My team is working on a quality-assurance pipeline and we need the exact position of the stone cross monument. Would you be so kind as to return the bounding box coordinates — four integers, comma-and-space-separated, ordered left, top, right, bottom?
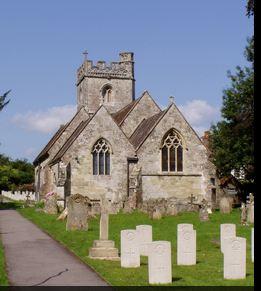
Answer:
89, 194, 120, 260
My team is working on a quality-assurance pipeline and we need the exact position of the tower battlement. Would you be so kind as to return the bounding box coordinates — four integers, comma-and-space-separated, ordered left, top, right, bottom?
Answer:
76, 52, 135, 114
77, 52, 134, 84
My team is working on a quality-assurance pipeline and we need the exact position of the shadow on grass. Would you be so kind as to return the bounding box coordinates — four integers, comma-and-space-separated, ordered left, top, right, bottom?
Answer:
0, 201, 23, 210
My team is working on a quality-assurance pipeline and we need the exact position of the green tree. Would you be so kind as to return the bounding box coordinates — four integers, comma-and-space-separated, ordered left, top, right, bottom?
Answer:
210, 37, 254, 192
0, 154, 34, 191
0, 90, 11, 112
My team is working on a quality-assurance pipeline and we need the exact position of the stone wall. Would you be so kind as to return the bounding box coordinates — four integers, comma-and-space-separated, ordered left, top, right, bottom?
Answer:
120, 91, 161, 138
54, 106, 136, 202
141, 175, 203, 201
1, 190, 36, 201
136, 103, 216, 202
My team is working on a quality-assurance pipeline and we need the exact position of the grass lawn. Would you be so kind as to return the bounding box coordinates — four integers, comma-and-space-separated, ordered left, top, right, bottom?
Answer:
0, 239, 8, 286
18, 207, 254, 286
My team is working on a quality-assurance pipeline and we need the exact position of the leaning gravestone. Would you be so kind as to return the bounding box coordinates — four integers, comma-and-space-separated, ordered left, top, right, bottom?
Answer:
136, 225, 153, 256
89, 194, 119, 260
223, 237, 246, 279
44, 191, 58, 214
66, 193, 89, 231
219, 197, 232, 214
121, 229, 140, 268
147, 241, 172, 284
220, 224, 236, 253
177, 224, 196, 265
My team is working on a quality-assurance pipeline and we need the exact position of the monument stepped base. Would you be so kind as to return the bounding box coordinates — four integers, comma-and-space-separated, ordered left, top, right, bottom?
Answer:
89, 240, 120, 261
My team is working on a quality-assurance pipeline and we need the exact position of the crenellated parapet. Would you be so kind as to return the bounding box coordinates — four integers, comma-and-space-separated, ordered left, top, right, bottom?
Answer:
77, 52, 134, 84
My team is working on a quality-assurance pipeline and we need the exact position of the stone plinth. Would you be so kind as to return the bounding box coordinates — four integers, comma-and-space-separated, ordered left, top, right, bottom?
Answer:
148, 241, 172, 284
220, 224, 236, 253
177, 224, 196, 265
223, 237, 246, 279
136, 225, 153, 256
121, 229, 140, 268
89, 240, 120, 260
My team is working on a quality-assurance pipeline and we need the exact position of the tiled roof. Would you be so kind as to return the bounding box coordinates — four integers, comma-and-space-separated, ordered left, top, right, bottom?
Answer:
112, 98, 140, 125
49, 119, 91, 165
129, 110, 167, 149
33, 124, 67, 165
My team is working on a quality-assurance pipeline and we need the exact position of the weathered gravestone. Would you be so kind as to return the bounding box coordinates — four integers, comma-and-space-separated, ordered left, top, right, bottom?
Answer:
223, 237, 246, 279
147, 241, 172, 284
136, 225, 153, 256
121, 229, 140, 268
220, 224, 236, 253
247, 193, 254, 224
251, 228, 254, 263
199, 199, 209, 222
89, 194, 119, 260
151, 207, 162, 220
177, 224, 196, 265
219, 197, 232, 214
240, 203, 247, 225
44, 191, 58, 215
66, 193, 90, 231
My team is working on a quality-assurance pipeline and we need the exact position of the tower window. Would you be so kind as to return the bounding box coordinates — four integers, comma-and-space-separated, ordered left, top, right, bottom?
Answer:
92, 139, 111, 175
101, 85, 113, 103
161, 129, 183, 172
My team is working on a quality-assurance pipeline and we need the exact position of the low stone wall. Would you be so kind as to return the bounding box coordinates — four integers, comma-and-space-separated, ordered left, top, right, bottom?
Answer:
1, 190, 36, 201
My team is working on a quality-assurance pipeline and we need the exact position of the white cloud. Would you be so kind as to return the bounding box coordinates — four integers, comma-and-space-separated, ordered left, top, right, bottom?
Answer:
178, 99, 220, 137
12, 104, 76, 134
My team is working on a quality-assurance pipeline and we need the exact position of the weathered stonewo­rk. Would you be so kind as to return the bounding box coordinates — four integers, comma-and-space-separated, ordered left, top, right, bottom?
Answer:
66, 193, 90, 231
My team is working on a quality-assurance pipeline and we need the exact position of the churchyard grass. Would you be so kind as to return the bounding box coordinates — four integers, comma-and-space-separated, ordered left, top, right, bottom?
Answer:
0, 237, 8, 286
18, 208, 254, 286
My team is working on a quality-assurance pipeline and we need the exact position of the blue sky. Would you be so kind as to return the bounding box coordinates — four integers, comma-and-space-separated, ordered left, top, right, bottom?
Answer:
0, 0, 253, 162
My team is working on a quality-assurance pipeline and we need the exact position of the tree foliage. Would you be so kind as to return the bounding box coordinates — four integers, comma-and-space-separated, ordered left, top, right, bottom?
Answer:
209, 37, 254, 189
246, 0, 254, 17
0, 90, 11, 112
0, 154, 34, 191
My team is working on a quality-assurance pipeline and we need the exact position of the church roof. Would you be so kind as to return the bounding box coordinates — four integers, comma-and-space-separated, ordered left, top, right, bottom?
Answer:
129, 109, 167, 149
33, 107, 87, 166
49, 118, 91, 166
112, 98, 141, 125
33, 123, 67, 166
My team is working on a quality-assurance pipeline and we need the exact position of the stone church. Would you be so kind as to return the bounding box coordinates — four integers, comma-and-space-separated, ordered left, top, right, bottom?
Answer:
33, 52, 219, 211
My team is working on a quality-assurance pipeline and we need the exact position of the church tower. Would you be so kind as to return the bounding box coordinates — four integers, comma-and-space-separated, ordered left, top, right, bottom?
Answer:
76, 52, 135, 114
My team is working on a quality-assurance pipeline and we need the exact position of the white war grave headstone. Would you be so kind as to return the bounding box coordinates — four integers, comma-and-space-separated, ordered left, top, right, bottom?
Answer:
223, 237, 246, 279
220, 224, 236, 253
120, 229, 140, 268
148, 241, 172, 284
136, 225, 152, 256
177, 224, 196, 265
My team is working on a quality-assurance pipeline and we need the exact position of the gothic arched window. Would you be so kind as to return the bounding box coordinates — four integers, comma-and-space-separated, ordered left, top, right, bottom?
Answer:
101, 85, 113, 103
92, 139, 111, 175
161, 129, 183, 172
